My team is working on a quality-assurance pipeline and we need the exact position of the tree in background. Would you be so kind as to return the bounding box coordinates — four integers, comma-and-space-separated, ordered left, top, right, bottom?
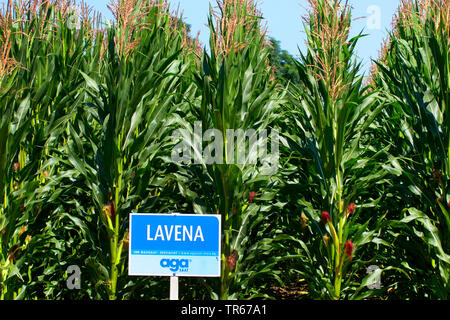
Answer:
268, 38, 300, 86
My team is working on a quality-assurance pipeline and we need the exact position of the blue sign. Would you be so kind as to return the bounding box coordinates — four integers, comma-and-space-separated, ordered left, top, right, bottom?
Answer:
128, 214, 221, 277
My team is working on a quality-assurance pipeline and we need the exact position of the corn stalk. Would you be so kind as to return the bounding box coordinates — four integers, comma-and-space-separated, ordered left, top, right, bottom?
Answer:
177, 0, 282, 299
0, 0, 99, 299
371, 0, 450, 298
68, 0, 190, 299
286, 0, 398, 299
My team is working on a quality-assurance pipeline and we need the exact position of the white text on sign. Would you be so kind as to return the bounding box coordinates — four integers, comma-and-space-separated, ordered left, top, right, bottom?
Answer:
146, 225, 205, 242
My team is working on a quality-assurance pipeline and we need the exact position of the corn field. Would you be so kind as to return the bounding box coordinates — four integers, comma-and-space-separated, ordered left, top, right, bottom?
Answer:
0, 0, 449, 300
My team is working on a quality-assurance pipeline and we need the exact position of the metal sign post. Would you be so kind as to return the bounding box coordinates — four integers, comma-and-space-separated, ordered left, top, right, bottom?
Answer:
170, 276, 179, 300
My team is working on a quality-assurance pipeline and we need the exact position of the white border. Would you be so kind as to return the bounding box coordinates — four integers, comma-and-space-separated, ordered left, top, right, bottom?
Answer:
128, 213, 221, 277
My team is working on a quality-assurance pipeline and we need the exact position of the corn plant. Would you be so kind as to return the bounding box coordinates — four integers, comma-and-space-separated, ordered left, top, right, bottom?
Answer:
58, 0, 194, 299
172, 0, 283, 299
0, 29, 25, 299
0, 0, 194, 300
0, 0, 100, 298
284, 0, 406, 299
371, 0, 450, 299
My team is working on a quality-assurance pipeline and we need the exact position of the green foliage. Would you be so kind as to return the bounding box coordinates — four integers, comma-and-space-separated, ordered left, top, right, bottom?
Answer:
371, 0, 450, 299
176, 0, 283, 299
281, 0, 401, 300
268, 38, 300, 86
0, 0, 449, 301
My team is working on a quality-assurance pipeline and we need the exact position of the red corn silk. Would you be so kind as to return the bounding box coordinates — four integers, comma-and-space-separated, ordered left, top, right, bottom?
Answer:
344, 240, 354, 261
248, 192, 256, 203
227, 250, 239, 271
347, 203, 356, 216
432, 169, 442, 184
321, 211, 331, 224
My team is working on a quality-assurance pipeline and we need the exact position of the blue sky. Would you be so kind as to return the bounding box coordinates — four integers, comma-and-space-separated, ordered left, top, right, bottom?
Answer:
2, 0, 401, 74
83, 0, 400, 75
177, 1, 401, 74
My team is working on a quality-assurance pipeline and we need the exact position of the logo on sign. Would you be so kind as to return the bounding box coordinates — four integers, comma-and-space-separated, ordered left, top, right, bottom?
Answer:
160, 259, 190, 272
